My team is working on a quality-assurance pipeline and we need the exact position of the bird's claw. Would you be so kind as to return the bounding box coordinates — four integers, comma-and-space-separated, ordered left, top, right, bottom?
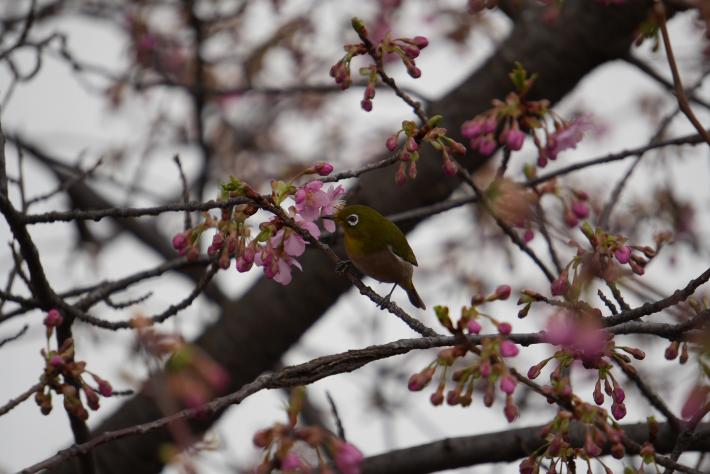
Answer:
378, 295, 392, 309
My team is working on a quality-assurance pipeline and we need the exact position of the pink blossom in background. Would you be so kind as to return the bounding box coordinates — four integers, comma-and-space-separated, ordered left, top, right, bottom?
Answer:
334, 441, 364, 474
546, 115, 593, 160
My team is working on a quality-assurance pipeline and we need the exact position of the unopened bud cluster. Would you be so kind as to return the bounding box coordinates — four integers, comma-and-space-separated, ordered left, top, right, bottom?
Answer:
520, 405, 628, 474
526, 310, 644, 424
252, 387, 363, 474
35, 311, 114, 419
330, 18, 429, 112
385, 115, 466, 184
408, 294, 520, 422
461, 63, 593, 167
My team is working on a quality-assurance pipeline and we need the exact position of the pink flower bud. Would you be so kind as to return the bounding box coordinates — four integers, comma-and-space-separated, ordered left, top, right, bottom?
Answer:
563, 208, 578, 228
571, 200, 589, 219
467, 319, 482, 334
386, 134, 398, 151
614, 245, 631, 264
480, 359, 491, 377
334, 441, 364, 474
44, 309, 63, 328
482, 117, 497, 133
611, 401, 627, 420
407, 66, 421, 78
613, 385, 625, 404
519, 457, 536, 474
361, 99, 373, 111
408, 162, 417, 180
446, 389, 460, 405
430, 391, 444, 405
441, 157, 458, 177
461, 119, 483, 138
682, 385, 710, 419
405, 137, 418, 153
50, 355, 63, 367
253, 429, 272, 448
413, 36, 429, 48
593, 379, 604, 405
498, 322, 512, 335
523, 228, 534, 243
584, 433, 602, 457
172, 233, 188, 250
495, 285, 512, 300
97, 379, 113, 397
395, 162, 407, 185
504, 397, 519, 422
401, 45, 420, 58
500, 374, 517, 394
478, 136, 497, 156
314, 161, 334, 176
500, 340, 519, 357
281, 452, 302, 471
550, 273, 569, 296
506, 128, 525, 151
526, 361, 545, 380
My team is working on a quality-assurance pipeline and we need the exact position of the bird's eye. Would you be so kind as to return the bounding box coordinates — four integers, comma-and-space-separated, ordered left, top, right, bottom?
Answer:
346, 214, 359, 226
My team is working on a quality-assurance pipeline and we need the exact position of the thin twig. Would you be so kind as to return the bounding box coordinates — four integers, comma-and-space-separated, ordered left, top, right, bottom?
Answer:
654, 1, 710, 145
0, 323, 28, 348
173, 155, 192, 230
326, 391, 346, 441
603, 266, 710, 327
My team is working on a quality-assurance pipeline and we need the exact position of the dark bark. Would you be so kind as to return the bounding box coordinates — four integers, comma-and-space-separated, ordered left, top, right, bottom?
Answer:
47, 1, 655, 473
362, 421, 710, 474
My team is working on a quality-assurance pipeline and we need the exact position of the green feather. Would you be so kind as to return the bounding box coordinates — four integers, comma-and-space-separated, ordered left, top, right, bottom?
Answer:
335, 205, 418, 266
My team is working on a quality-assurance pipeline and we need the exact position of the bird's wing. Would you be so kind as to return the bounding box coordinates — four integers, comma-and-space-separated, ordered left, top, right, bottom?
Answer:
386, 220, 418, 267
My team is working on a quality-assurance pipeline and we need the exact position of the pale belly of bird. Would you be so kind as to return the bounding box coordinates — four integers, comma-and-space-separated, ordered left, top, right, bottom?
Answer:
350, 247, 413, 285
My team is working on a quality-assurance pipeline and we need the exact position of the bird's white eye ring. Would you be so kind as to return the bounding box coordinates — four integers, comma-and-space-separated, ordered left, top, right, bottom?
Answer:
346, 214, 359, 226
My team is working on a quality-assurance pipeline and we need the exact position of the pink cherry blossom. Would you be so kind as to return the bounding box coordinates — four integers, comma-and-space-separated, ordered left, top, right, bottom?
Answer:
545, 115, 593, 160
321, 184, 345, 218
295, 181, 329, 221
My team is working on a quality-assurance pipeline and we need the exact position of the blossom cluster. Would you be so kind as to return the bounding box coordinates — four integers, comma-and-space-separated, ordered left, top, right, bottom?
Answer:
519, 405, 636, 474
385, 116, 467, 183
525, 309, 645, 423
542, 224, 666, 301
461, 63, 592, 167
172, 162, 344, 286
408, 286, 521, 422
252, 387, 364, 474
35, 309, 113, 419
329, 17, 429, 111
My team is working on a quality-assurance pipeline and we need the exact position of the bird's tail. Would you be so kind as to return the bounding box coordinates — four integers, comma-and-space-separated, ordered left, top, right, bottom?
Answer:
405, 283, 426, 310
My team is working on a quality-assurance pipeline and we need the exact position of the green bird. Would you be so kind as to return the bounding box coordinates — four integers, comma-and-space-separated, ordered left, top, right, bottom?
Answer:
334, 204, 426, 310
